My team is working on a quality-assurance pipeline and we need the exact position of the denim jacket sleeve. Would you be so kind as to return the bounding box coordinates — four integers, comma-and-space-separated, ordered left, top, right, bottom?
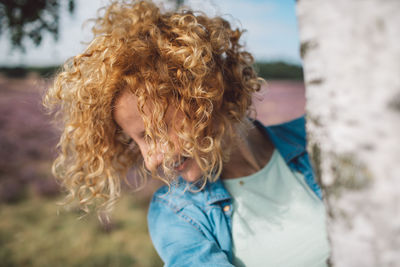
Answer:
148, 197, 234, 267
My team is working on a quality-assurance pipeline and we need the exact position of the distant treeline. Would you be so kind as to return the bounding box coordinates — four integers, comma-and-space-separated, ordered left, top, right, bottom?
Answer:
0, 66, 60, 79
253, 61, 303, 81
0, 61, 303, 80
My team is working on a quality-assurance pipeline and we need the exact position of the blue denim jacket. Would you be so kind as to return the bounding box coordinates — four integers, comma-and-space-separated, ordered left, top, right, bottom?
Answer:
147, 116, 322, 267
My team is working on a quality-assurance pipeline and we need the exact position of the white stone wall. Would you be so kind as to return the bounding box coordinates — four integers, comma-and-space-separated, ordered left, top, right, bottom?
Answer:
296, 1, 400, 266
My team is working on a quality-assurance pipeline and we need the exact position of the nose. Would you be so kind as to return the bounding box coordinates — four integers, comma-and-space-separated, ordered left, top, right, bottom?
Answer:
137, 142, 164, 172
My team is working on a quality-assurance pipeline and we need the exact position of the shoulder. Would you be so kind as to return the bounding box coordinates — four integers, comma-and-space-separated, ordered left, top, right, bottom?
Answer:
147, 180, 209, 234
147, 182, 234, 266
147, 183, 205, 248
147, 178, 230, 236
148, 176, 229, 210
147, 184, 203, 236
148, 180, 208, 214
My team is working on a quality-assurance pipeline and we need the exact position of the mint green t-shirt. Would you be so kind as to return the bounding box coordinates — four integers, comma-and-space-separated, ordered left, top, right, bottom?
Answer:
222, 149, 330, 267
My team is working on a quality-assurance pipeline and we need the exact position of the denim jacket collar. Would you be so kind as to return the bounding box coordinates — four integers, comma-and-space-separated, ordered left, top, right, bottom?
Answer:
205, 117, 308, 205
205, 179, 231, 205
259, 119, 306, 163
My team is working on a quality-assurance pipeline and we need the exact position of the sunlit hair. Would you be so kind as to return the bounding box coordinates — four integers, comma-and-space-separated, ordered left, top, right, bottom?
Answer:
43, 0, 261, 216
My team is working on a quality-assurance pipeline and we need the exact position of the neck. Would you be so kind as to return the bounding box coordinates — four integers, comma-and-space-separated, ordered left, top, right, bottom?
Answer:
220, 120, 274, 180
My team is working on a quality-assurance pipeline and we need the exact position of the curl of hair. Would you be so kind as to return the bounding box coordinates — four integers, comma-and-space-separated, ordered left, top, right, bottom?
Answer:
43, 0, 262, 216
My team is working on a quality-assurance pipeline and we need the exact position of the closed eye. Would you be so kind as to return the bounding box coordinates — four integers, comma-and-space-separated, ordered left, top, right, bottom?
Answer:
138, 130, 146, 139
126, 138, 137, 151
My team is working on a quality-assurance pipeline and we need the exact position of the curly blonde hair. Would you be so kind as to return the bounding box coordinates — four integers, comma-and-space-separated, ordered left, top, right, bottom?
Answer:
44, 0, 261, 215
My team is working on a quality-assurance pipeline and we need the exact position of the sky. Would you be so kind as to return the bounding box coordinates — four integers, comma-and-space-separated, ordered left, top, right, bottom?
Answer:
0, 0, 302, 66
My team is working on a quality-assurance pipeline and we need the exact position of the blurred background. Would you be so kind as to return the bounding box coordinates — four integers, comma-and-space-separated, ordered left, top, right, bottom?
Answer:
0, 0, 305, 266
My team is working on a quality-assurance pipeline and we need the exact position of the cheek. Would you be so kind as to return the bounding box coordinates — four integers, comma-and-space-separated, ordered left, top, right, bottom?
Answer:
142, 158, 153, 172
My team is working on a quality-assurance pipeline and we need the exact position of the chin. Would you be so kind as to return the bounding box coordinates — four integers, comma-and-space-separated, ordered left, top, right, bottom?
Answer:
179, 159, 203, 182
181, 173, 202, 183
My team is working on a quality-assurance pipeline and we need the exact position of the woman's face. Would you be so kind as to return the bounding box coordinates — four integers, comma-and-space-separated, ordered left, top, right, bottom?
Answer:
113, 90, 203, 182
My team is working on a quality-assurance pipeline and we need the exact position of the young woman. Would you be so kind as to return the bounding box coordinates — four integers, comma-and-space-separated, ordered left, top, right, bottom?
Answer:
44, 1, 330, 266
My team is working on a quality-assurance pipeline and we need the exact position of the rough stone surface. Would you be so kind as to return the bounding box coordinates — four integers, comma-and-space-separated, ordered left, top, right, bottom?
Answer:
297, 0, 400, 266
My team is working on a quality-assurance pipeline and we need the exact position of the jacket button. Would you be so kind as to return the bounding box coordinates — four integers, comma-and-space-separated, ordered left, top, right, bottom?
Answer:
239, 181, 244, 186
223, 205, 230, 212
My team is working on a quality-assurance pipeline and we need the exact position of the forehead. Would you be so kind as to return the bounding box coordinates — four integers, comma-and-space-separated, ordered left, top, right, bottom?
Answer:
113, 90, 143, 130
113, 89, 182, 134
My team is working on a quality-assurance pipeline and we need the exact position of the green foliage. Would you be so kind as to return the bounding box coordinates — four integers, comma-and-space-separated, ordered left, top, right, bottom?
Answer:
0, 62, 304, 80
0, 193, 163, 267
0, 0, 75, 51
0, 65, 60, 78
175, 0, 184, 8
254, 61, 304, 80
